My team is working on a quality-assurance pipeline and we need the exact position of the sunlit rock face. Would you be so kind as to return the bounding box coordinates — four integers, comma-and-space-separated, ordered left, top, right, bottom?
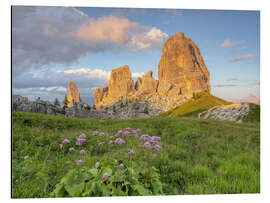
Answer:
158, 32, 210, 98
135, 71, 158, 94
94, 65, 136, 108
94, 32, 211, 112
67, 82, 81, 107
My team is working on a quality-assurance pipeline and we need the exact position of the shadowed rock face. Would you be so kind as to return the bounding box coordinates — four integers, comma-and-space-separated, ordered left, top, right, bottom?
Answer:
94, 32, 211, 111
158, 32, 210, 97
67, 82, 81, 107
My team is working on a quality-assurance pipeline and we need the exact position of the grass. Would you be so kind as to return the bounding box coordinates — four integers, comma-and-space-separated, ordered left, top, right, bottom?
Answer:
12, 111, 260, 197
159, 93, 231, 118
243, 103, 260, 122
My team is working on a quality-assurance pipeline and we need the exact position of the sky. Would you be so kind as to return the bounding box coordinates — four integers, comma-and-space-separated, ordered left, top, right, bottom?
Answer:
12, 6, 260, 105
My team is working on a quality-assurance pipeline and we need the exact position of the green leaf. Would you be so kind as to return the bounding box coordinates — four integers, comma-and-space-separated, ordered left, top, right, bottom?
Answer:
151, 180, 163, 194
89, 168, 98, 176
50, 183, 66, 197
64, 182, 85, 197
133, 185, 151, 196
95, 162, 100, 168
112, 185, 127, 196
60, 169, 76, 184
102, 167, 112, 176
101, 184, 111, 196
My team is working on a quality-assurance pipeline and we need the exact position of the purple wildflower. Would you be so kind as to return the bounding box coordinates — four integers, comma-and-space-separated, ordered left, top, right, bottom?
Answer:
102, 173, 109, 181
150, 136, 160, 144
133, 134, 138, 139
114, 132, 121, 137
115, 138, 126, 145
143, 142, 152, 150
136, 128, 141, 132
122, 130, 130, 138
62, 139, 70, 144
132, 130, 137, 134
24, 156, 29, 160
79, 134, 86, 139
59, 144, 63, 149
93, 131, 99, 136
110, 136, 114, 139
140, 134, 151, 142
76, 160, 83, 165
118, 164, 125, 170
118, 130, 123, 134
99, 132, 105, 137
151, 136, 161, 142
69, 147, 75, 152
80, 149, 86, 155
76, 137, 85, 146
128, 150, 135, 156
154, 145, 162, 151
28, 170, 33, 175
108, 140, 114, 145
126, 127, 131, 131
99, 142, 105, 146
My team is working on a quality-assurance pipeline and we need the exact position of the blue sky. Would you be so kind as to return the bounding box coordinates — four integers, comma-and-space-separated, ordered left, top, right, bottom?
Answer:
12, 6, 260, 105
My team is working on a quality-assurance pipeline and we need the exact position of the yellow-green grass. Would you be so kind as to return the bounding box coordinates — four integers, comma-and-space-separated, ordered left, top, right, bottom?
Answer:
12, 111, 259, 197
160, 94, 231, 118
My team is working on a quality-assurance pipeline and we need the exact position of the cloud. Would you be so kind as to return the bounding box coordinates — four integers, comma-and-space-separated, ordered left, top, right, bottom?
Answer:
74, 16, 139, 44
228, 54, 259, 62
212, 84, 238, 87
57, 68, 110, 80
12, 6, 168, 77
12, 67, 145, 105
226, 78, 239, 81
221, 39, 245, 48
248, 80, 260, 86
243, 93, 260, 104
132, 72, 145, 79
74, 16, 168, 51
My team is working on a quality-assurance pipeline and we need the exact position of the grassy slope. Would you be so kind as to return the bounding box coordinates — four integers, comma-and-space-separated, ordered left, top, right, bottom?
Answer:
12, 111, 260, 197
243, 103, 260, 122
159, 94, 231, 118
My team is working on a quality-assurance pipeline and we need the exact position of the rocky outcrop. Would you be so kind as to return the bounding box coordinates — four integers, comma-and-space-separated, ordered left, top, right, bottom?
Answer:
67, 82, 81, 107
135, 71, 158, 94
198, 103, 250, 123
94, 65, 136, 108
12, 95, 158, 119
108, 65, 135, 98
12, 95, 65, 116
94, 32, 211, 112
158, 32, 210, 98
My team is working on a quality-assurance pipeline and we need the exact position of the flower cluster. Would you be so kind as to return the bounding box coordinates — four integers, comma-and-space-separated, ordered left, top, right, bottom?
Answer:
59, 138, 71, 149
140, 134, 162, 151
115, 138, 126, 145
93, 131, 99, 136
76, 134, 86, 146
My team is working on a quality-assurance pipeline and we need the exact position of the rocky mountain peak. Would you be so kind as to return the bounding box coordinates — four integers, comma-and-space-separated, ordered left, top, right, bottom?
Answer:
67, 82, 81, 107
94, 32, 211, 112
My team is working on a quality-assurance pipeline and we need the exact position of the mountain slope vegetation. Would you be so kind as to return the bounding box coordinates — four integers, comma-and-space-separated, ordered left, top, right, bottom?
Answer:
159, 93, 231, 118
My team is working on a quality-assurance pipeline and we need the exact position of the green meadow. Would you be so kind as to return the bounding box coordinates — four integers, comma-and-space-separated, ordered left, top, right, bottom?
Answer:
12, 110, 260, 198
